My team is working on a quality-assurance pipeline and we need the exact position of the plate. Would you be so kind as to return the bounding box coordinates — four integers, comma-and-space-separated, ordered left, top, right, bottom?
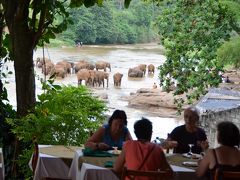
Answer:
107, 150, 121, 155
182, 161, 198, 167
182, 153, 202, 159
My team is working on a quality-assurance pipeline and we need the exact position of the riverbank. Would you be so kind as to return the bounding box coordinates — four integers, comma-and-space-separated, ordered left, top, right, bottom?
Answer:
123, 70, 240, 118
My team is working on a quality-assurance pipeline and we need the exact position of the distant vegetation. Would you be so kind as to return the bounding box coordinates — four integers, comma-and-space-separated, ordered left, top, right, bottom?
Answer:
217, 0, 240, 69
56, 0, 159, 45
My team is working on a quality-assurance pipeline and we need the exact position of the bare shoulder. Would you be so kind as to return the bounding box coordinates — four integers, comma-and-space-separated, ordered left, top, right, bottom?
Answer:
96, 126, 105, 135
89, 126, 105, 141
203, 148, 215, 161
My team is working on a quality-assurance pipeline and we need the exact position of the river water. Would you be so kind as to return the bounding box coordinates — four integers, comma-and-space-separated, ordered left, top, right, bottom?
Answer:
4, 43, 184, 140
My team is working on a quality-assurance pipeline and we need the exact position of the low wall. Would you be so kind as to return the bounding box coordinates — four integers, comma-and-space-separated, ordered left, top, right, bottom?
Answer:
200, 106, 240, 148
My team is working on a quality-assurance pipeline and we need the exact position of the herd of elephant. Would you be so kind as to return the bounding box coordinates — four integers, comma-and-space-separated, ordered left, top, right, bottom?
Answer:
35, 57, 155, 88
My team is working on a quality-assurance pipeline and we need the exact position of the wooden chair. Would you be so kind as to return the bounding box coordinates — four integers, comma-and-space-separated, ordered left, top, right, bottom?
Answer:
31, 138, 72, 180
121, 167, 172, 180
32, 137, 39, 175
214, 168, 240, 180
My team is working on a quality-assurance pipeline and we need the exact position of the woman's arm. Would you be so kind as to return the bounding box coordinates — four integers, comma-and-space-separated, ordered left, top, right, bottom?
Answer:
84, 127, 110, 150
125, 130, 132, 141
196, 149, 212, 177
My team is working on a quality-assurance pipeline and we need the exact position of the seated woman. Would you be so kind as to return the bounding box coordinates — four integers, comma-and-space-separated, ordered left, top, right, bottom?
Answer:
165, 106, 209, 154
84, 109, 132, 151
113, 118, 173, 176
196, 121, 240, 179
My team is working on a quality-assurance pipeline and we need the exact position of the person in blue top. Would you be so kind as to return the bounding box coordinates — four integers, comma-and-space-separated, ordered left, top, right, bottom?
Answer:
84, 109, 132, 151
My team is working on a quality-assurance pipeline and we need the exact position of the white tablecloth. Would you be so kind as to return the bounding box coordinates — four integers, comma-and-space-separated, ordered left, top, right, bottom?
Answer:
79, 163, 119, 180
68, 151, 206, 180
33, 147, 206, 180
33, 145, 72, 180
75, 163, 203, 180
68, 150, 83, 180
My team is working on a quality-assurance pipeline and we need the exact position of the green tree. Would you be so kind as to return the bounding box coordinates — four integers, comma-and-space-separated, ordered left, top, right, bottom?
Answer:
156, 0, 238, 110
216, 0, 240, 69
60, 0, 158, 44
91, 3, 118, 44
217, 37, 240, 68
0, 0, 132, 177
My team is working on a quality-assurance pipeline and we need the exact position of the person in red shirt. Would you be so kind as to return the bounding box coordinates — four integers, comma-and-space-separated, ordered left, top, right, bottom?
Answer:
113, 118, 172, 179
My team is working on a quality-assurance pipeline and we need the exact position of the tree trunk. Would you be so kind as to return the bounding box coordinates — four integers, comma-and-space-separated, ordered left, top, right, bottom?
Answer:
2, 0, 36, 117
13, 23, 36, 117
6, 10, 36, 177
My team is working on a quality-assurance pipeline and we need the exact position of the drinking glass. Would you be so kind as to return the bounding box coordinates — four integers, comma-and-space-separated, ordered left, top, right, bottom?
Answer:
188, 144, 194, 155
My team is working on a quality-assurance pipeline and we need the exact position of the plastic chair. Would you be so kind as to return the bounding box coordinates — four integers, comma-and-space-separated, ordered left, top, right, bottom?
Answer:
121, 166, 172, 180
214, 168, 240, 180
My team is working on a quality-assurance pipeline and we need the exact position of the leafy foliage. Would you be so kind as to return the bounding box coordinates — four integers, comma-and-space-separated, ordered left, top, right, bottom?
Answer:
7, 85, 107, 146
221, 0, 240, 23
6, 82, 107, 178
0, 0, 124, 178
217, 36, 240, 68
216, 0, 240, 69
0, 6, 17, 178
155, 0, 238, 110
60, 0, 158, 44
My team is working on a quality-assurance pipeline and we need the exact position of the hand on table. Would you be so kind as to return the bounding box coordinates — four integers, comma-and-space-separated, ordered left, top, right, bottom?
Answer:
98, 142, 110, 151
162, 140, 178, 149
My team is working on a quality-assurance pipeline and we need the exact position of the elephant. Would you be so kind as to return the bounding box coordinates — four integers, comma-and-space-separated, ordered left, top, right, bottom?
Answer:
41, 61, 54, 76
138, 64, 147, 75
113, 72, 123, 87
56, 61, 72, 74
128, 67, 144, 78
36, 57, 51, 68
50, 64, 67, 78
93, 71, 109, 87
75, 61, 95, 73
76, 69, 95, 86
95, 61, 111, 72
147, 64, 155, 74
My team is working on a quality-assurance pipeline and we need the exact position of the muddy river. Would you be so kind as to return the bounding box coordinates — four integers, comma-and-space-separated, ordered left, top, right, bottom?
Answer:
4, 43, 183, 140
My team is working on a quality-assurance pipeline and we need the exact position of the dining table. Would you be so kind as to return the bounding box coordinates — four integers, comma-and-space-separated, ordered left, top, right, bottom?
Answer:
69, 150, 207, 180
32, 145, 207, 180
32, 145, 83, 180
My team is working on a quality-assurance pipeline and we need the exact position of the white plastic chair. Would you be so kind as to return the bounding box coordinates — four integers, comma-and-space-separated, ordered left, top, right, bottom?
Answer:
0, 147, 4, 180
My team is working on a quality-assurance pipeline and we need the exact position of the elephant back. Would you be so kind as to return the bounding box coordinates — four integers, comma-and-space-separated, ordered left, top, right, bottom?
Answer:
138, 64, 147, 75
128, 67, 144, 78
95, 61, 111, 72
75, 61, 95, 73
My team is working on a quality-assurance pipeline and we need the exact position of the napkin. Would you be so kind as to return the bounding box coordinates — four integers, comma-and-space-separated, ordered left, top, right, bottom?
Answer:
83, 148, 113, 157
104, 160, 114, 167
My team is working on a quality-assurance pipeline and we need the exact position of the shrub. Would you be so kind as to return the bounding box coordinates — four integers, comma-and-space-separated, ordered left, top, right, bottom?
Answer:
7, 84, 107, 178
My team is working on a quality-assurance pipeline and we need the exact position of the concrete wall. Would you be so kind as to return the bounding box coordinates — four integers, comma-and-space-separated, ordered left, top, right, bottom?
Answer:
200, 106, 240, 148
